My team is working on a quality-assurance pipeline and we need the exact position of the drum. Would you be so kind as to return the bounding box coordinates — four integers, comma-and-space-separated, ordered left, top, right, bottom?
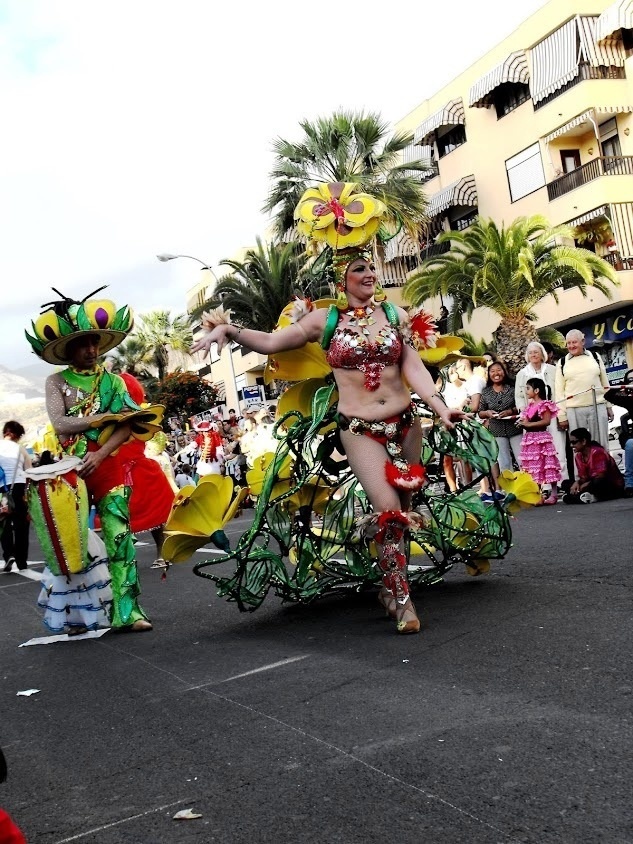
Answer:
26, 457, 90, 578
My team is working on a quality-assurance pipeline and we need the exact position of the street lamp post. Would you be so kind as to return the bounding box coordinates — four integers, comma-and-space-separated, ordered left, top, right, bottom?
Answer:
156, 252, 239, 411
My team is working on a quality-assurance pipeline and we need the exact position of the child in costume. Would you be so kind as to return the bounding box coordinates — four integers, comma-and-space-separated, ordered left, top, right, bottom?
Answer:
25, 289, 164, 631
518, 378, 562, 504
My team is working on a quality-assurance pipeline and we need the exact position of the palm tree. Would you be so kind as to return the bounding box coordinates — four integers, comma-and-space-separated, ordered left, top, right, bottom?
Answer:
195, 239, 322, 332
404, 216, 618, 374
136, 311, 193, 382
263, 110, 431, 241
107, 335, 153, 377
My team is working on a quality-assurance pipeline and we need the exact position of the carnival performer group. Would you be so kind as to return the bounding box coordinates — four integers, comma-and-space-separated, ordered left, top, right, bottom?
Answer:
25, 291, 165, 633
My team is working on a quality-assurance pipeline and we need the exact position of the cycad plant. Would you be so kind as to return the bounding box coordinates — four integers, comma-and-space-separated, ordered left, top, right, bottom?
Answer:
404, 216, 618, 373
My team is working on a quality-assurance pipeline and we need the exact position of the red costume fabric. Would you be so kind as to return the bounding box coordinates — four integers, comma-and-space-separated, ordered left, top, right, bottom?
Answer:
0, 809, 27, 843
117, 373, 175, 531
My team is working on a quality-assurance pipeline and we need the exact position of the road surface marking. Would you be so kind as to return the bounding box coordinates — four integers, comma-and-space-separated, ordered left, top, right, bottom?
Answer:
53, 798, 192, 843
184, 655, 310, 691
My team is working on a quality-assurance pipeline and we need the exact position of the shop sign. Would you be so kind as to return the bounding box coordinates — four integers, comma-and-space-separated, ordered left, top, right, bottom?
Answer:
580, 307, 633, 346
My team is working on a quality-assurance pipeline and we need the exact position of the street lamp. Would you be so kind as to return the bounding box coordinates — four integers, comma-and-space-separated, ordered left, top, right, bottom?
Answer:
156, 252, 238, 410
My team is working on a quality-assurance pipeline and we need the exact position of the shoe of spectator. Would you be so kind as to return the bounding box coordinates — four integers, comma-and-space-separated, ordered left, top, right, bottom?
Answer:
479, 492, 494, 504
562, 493, 582, 505
579, 492, 597, 504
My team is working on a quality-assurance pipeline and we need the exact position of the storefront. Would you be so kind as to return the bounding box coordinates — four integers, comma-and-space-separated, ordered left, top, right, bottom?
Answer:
573, 305, 633, 383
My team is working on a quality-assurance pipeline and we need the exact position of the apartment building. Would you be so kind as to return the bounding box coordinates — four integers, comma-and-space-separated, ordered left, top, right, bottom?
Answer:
386, 0, 633, 383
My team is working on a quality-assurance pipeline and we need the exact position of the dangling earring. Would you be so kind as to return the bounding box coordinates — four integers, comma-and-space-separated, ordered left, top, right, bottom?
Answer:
373, 280, 386, 302
336, 283, 348, 310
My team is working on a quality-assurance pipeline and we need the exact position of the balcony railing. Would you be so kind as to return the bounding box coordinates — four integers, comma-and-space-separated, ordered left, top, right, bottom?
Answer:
547, 156, 633, 200
603, 252, 633, 270
534, 63, 626, 111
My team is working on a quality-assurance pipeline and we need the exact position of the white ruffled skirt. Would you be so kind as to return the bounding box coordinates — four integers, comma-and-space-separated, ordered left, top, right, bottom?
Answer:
37, 531, 113, 633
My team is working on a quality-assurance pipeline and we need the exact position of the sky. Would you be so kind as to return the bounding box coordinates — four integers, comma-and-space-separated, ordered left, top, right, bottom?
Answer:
0, 0, 547, 370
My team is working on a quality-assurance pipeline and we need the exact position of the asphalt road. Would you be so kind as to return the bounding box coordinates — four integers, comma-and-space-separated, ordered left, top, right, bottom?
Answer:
1, 498, 632, 844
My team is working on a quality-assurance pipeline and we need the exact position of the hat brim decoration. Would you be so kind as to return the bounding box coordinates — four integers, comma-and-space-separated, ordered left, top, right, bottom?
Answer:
89, 405, 165, 446
294, 182, 386, 250
26, 297, 134, 365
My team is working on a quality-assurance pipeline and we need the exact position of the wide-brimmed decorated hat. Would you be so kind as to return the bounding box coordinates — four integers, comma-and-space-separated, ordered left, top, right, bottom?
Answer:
25, 286, 133, 365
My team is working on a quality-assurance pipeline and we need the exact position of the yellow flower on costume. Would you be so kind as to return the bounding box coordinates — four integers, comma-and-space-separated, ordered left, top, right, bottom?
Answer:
264, 298, 335, 384
162, 475, 248, 563
295, 182, 386, 250
418, 335, 466, 367
246, 453, 293, 497
90, 406, 165, 446
497, 470, 542, 512
276, 379, 338, 433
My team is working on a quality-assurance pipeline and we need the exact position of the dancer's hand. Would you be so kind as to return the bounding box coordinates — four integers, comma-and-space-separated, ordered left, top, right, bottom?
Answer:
77, 450, 105, 478
191, 325, 233, 356
438, 406, 467, 430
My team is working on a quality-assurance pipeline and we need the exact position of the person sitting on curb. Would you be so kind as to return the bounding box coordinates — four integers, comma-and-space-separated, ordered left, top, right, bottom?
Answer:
563, 427, 624, 504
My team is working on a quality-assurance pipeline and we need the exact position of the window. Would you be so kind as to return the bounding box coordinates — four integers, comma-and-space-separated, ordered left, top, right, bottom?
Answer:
450, 209, 478, 231
437, 125, 466, 158
493, 82, 530, 118
506, 143, 546, 201
599, 117, 622, 158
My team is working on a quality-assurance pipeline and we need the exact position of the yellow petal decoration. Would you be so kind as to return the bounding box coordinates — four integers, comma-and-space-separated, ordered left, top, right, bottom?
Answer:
465, 558, 491, 577
264, 298, 335, 384
90, 406, 165, 446
246, 453, 293, 497
497, 470, 542, 512
276, 379, 338, 434
294, 182, 386, 250
418, 335, 465, 367
162, 475, 248, 563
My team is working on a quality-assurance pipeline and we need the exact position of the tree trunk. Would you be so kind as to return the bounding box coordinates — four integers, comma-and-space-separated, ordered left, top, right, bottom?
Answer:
494, 318, 540, 376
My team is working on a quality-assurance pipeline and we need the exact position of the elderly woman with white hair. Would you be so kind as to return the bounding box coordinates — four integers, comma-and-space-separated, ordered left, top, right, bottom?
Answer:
516, 341, 568, 483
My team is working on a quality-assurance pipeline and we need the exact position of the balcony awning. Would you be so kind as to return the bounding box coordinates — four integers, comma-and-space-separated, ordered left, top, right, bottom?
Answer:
427, 175, 478, 217
577, 15, 626, 66
414, 99, 465, 145
566, 205, 610, 228
530, 17, 625, 105
610, 202, 633, 257
468, 51, 529, 108
384, 229, 419, 263
596, 0, 633, 42
543, 106, 633, 143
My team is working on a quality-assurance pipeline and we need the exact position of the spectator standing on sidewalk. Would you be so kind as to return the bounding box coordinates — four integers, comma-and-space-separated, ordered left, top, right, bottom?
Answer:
555, 329, 613, 450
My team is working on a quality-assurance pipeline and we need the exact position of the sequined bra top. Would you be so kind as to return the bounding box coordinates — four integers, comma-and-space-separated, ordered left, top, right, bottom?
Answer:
326, 324, 403, 391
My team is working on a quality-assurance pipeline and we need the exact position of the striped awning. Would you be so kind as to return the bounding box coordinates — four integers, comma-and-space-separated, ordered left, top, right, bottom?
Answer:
384, 229, 419, 263
530, 17, 625, 105
566, 205, 610, 228
543, 106, 633, 143
469, 51, 529, 107
610, 202, 633, 257
414, 99, 465, 145
577, 15, 626, 66
402, 142, 434, 178
428, 175, 478, 217
596, 0, 633, 42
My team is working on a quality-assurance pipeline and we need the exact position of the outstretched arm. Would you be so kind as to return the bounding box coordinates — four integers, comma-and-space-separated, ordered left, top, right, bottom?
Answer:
191, 310, 327, 357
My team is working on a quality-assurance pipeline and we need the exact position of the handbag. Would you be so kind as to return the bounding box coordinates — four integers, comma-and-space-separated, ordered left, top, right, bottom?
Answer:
0, 450, 24, 519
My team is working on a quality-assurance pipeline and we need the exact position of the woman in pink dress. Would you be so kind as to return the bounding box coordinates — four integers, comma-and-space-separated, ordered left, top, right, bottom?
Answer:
518, 377, 562, 504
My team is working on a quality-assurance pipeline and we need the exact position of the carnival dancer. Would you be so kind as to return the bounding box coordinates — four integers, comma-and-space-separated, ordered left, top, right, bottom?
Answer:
191, 183, 465, 634
25, 290, 164, 631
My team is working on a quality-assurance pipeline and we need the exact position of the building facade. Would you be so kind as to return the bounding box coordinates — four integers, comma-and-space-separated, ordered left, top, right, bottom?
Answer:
387, 0, 633, 382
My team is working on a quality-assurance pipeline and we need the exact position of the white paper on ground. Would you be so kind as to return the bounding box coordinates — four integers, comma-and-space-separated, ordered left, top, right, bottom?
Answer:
19, 629, 111, 647
16, 689, 40, 696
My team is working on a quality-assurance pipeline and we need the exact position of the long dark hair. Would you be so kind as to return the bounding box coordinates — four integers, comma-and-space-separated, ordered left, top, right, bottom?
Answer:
526, 377, 551, 400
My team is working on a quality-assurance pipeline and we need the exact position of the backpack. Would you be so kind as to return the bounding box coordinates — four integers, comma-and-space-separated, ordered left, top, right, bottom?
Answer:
321, 301, 400, 350
560, 348, 601, 376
